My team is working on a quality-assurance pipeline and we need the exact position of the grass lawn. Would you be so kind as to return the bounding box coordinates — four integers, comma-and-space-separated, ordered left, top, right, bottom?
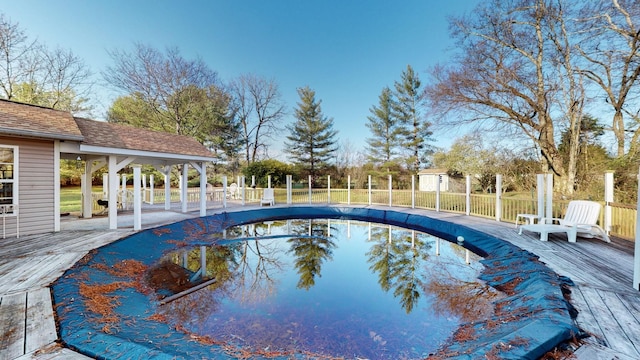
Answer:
60, 186, 82, 213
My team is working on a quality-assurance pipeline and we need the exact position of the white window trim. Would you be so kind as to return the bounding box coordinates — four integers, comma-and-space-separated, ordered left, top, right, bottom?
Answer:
0, 145, 18, 216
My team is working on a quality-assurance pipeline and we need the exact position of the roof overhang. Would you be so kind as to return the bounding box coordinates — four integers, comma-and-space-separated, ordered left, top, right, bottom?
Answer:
0, 127, 84, 142
59, 141, 215, 165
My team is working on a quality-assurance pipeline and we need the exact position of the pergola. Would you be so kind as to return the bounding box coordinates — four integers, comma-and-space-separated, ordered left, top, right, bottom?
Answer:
59, 117, 215, 231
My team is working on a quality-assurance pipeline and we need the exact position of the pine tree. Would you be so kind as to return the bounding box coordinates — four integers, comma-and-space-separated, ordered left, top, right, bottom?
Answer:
392, 65, 433, 172
365, 86, 401, 164
286, 86, 338, 186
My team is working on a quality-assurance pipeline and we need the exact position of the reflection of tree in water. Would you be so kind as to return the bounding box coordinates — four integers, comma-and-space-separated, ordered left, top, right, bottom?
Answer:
423, 256, 501, 323
287, 220, 337, 290
366, 225, 433, 313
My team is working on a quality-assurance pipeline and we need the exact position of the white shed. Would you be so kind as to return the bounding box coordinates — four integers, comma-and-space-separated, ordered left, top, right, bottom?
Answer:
418, 169, 449, 192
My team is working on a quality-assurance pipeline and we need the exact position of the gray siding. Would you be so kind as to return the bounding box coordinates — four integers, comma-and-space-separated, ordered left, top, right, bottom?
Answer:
0, 136, 54, 236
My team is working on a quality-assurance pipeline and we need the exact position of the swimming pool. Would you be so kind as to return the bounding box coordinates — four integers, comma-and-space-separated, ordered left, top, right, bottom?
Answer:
52, 206, 579, 359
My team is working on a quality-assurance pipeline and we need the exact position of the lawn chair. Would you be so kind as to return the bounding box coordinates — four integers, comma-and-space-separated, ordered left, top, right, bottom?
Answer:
260, 188, 275, 206
518, 200, 610, 243
227, 183, 238, 199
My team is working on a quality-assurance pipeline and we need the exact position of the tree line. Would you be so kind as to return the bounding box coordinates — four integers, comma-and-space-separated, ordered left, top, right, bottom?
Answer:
2, 1, 640, 202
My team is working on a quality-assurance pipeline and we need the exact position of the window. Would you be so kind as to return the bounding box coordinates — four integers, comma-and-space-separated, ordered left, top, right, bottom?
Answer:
0, 145, 17, 214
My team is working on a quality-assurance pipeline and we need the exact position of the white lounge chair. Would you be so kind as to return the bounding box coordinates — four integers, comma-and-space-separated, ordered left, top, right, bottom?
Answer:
518, 200, 610, 243
260, 188, 275, 206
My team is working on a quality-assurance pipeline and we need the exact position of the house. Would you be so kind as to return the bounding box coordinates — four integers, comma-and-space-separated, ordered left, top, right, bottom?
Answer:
418, 168, 449, 192
0, 99, 215, 236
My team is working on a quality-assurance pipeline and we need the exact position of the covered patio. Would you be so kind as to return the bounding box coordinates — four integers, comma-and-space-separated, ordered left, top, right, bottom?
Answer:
59, 118, 215, 231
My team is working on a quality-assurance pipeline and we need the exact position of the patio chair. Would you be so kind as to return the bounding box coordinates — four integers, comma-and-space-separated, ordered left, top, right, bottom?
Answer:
227, 183, 238, 199
260, 188, 275, 206
518, 200, 610, 243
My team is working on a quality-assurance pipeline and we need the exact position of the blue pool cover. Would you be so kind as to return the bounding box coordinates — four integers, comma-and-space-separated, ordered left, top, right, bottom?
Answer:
51, 206, 580, 359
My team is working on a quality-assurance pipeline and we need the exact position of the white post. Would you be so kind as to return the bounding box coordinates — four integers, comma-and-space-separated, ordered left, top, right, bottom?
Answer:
181, 164, 188, 213
411, 175, 415, 209
222, 176, 228, 208
82, 161, 93, 219
108, 156, 118, 230
496, 174, 503, 222
102, 173, 108, 198
149, 175, 155, 205
634, 166, 640, 290
545, 173, 553, 219
604, 171, 614, 234
465, 175, 471, 216
251, 175, 256, 201
328, 175, 331, 204
133, 165, 142, 230
348, 175, 351, 205
164, 167, 171, 211
199, 162, 207, 217
436, 174, 441, 212
121, 174, 127, 210
537, 174, 545, 219
287, 175, 292, 204
308, 175, 312, 204
368, 175, 372, 205
178, 174, 183, 202
268, 175, 272, 189
241, 176, 246, 206
388, 174, 392, 207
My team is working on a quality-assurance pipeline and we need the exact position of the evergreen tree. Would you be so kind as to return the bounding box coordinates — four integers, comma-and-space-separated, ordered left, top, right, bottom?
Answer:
286, 86, 338, 186
365, 86, 401, 164
392, 65, 433, 172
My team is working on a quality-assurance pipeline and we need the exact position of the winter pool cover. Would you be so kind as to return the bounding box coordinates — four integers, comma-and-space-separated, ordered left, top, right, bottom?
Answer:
52, 206, 579, 359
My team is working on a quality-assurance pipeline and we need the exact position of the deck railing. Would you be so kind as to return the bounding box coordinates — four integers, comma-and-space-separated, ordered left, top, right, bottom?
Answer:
91, 180, 638, 241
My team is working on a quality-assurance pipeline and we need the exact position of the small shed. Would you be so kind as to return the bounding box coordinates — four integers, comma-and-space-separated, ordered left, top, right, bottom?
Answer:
0, 99, 215, 236
418, 168, 449, 192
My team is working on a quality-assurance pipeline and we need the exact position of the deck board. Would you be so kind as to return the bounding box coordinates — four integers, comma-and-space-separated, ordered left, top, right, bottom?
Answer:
0, 206, 639, 359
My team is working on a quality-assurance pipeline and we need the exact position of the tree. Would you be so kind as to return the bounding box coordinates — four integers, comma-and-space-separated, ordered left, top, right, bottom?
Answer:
0, 14, 93, 113
229, 74, 286, 164
366, 87, 401, 164
242, 159, 294, 188
103, 43, 221, 139
392, 65, 433, 172
286, 86, 338, 186
426, 0, 584, 195
576, 0, 640, 158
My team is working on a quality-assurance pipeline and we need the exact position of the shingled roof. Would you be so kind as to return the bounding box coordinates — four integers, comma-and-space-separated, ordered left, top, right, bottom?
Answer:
0, 99, 214, 160
0, 99, 83, 141
74, 117, 213, 158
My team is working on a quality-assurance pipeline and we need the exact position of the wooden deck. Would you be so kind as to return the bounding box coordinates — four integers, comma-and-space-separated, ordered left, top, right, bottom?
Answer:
1, 206, 639, 359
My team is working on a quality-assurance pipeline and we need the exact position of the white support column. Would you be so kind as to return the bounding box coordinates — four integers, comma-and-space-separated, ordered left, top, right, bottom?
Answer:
348, 175, 351, 205
537, 174, 545, 219
328, 175, 331, 204
222, 176, 228, 208
102, 173, 108, 199
388, 174, 392, 207
604, 171, 614, 234
241, 176, 246, 206
496, 174, 503, 222
199, 162, 207, 217
181, 164, 189, 213
268, 175, 272, 189
368, 175, 372, 205
436, 174, 441, 212
133, 165, 142, 230
308, 175, 312, 204
634, 166, 640, 290
82, 160, 93, 219
545, 173, 553, 219
178, 175, 183, 202
411, 175, 415, 209
163, 166, 171, 211
142, 173, 147, 202
108, 156, 118, 230
121, 174, 127, 210
465, 175, 471, 216
149, 175, 155, 205
286, 175, 292, 204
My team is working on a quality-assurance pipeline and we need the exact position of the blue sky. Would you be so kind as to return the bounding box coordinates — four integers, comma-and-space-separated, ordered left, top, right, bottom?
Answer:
3, 1, 479, 157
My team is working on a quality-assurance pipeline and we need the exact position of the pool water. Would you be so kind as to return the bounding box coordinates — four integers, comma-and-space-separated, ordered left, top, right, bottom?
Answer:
149, 219, 495, 359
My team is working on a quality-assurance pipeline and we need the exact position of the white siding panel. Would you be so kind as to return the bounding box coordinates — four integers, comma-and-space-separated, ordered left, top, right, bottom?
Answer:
0, 136, 55, 236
